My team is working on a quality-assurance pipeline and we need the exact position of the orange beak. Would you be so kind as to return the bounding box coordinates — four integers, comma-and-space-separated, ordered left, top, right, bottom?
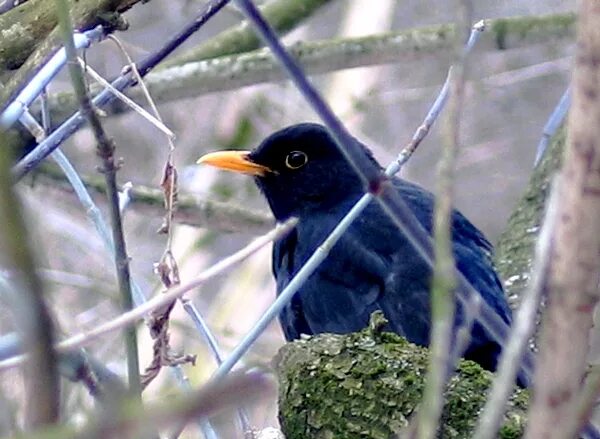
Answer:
197, 150, 271, 176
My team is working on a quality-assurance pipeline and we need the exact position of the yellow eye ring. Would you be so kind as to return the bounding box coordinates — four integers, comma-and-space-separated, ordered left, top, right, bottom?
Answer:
285, 151, 308, 169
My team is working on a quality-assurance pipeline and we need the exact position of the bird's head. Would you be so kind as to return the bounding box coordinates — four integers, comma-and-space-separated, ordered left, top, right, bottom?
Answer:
198, 123, 378, 221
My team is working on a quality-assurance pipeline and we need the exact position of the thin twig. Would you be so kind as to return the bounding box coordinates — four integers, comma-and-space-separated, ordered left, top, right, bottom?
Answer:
107, 33, 183, 390
417, 9, 474, 439
15, 95, 131, 404
54, 0, 140, 395
473, 178, 559, 439
179, 299, 252, 437
34, 164, 274, 233
534, 87, 570, 167
158, 0, 334, 69
41, 89, 219, 438
114, 44, 225, 434
12, 0, 232, 180
0, 219, 297, 372
78, 58, 175, 138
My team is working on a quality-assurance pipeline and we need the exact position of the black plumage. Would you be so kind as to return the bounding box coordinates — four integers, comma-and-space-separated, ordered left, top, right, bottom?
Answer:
199, 122, 512, 373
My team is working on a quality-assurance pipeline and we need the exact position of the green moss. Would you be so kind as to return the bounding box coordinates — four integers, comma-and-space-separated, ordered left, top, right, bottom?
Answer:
0, 0, 55, 73
490, 12, 575, 50
158, 0, 335, 69
495, 125, 565, 304
275, 312, 528, 439
0, 0, 145, 109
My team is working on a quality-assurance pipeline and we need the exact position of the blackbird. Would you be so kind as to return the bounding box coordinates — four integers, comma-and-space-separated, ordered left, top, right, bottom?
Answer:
198, 123, 512, 373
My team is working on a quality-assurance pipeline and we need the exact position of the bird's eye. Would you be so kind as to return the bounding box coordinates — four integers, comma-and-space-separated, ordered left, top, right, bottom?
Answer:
285, 151, 308, 169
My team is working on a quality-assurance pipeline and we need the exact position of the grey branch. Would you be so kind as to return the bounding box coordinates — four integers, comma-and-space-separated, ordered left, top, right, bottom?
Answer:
41, 12, 576, 122
157, 0, 335, 69
34, 164, 274, 234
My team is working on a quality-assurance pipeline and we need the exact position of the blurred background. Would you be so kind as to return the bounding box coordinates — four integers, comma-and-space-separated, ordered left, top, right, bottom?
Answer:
0, 0, 576, 436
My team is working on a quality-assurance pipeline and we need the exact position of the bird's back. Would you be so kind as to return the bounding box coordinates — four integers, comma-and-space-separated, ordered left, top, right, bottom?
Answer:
272, 177, 512, 372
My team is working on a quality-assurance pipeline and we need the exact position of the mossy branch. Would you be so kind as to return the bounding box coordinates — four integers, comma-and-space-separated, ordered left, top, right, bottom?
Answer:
1, 2, 572, 84
0, 0, 139, 73
0, 0, 334, 93
40, 12, 577, 124
158, 0, 335, 69
274, 312, 528, 439
32, 163, 274, 234
0, 0, 144, 109
494, 125, 565, 304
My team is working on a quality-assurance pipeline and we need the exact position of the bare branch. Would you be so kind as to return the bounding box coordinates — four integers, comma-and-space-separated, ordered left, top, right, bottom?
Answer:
33, 163, 274, 233
525, 1, 600, 437
0, 134, 59, 427
158, 0, 335, 69
474, 180, 559, 439
42, 13, 577, 123
0, 0, 144, 108
54, 0, 140, 394
417, 13, 476, 439
21, 370, 273, 439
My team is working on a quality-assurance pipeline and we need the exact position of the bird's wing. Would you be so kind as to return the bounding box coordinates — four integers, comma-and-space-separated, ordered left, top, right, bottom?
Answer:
272, 214, 398, 339
393, 178, 511, 321
272, 179, 511, 355
391, 178, 512, 368
272, 228, 313, 340
353, 182, 512, 349
345, 200, 436, 346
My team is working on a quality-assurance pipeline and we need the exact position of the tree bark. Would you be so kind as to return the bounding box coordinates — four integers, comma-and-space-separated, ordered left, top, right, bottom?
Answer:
525, 0, 600, 436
